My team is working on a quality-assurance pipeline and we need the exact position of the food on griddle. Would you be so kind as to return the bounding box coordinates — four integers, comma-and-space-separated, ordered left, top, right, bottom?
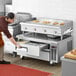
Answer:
42, 21, 51, 24
60, 22, 64, 26
71, 49, 76, 55
53, 22, 59, 25
32, 20, 40, 23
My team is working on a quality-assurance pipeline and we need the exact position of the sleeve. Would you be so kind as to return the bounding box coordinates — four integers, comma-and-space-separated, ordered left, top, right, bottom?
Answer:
0, 24, 12, 38
3, 28, 12, 38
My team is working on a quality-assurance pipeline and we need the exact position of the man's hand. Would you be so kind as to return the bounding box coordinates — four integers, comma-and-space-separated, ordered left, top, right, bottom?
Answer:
9, 37, 22, 48
16, 44, 22, 48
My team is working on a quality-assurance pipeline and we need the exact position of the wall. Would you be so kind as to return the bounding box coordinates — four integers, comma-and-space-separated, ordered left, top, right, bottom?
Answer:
0, 0, 12, 16
0, 0, 5, 16
12, 0, 76, 48
4, 0, 12, 4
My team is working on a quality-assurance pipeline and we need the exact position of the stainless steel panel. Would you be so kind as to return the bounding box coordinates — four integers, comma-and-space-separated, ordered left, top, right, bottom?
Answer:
61, 57, 76, 76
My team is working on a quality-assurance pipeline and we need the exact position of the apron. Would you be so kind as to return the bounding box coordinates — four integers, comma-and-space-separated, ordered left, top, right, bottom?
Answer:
0, 32, 4, 47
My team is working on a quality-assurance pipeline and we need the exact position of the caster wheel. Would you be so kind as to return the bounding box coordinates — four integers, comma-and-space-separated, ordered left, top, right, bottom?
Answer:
50, 61, 56, 66
22, 56, 25, 60
22, 56, 27, 60
50, 61, 53, 65
12, 52, 17, 57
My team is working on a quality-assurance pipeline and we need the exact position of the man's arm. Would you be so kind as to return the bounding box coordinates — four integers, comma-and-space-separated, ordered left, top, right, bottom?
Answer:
0, 21, 21, 48
0, 24, 20, 48
9, 36, 20, 48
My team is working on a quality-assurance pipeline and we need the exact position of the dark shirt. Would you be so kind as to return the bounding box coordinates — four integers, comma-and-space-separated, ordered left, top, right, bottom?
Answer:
0, 16, 12, 47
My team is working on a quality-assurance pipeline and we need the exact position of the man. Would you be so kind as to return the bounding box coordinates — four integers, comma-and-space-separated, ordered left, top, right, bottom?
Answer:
0, 12, 20, 64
